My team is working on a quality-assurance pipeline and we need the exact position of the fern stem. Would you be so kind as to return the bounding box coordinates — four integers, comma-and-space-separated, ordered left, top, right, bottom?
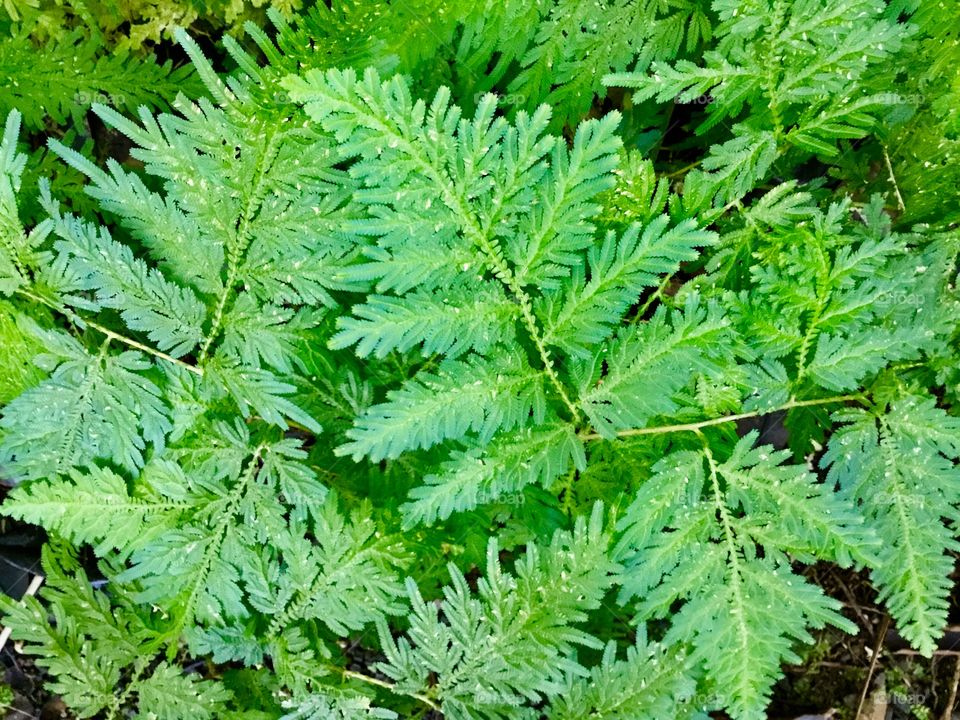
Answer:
14, 288, 204, 375
663, 160, 701, 179
198, 127, 278, 362
630, 272, 674, 324
698, 430, 753, 673
760, 0, 786, 139
883, 144, 906, 213
164, 445, 266, 653
580, 393, 862, 441
340, 669, 441, 711
509, 275, 582, 422
84, 318, 204, 375
794, 237, 831, 381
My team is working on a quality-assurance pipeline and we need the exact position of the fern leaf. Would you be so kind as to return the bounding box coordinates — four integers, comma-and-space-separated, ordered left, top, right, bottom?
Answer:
541, 218, 715, 355
0, 319, 171, 479
129, 662, 231, 720
337, 351, 546, 462
684, 128, 779, 211
284, 68, 620, 295
546, 635, 699, 720
254, 497, 408, 636
116, 434, 328, 639
0, 550, 229, 718
823, 394, 960, 656
1, 465, 182, 556
378, 504, 618, 715
220, 294, 316, 373
401, 423, 585, 527
806, 324, 937, 391
331, 280, 517, 359
42, 187, 207, 356
579, 296, 734, 437
0, 29, 200, 131
203, 360, 321, 433
281, 692, 397, 720
0, 110, 52, 295
60, 154, 224, 295
617, 433, 872, 719
509, 112, 622, 287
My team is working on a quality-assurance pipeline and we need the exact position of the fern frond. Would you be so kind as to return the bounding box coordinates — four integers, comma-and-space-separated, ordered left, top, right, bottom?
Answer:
331, 280, 517, 360
617, 432, 873, 719
42, 189, 207, 356
684, 128, 779, 211
338, 351, 546, 462
284, 69, 620, 294
401, 423, 584, 527
1, 464, 183, 556
0, 29, 201, 130
541, 218, 715, 356
378, 504, 618, 716
605, 0, 908, 212
0, 319, 171, 479
823, 394, 960, 656
254, 497, 408, 636
579, 296, 735, 437
128, 662, 232, 720
546, 634, 699, 720
281, 692, 397, 720
220, 295, 316, 373
0, 110, 52, 295
0, 549, 230, 718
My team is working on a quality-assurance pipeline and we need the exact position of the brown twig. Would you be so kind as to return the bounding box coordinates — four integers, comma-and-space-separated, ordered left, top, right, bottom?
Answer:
855, 614, 891, 720
833, 568, 872, 632
0, 574, 44, 653
943, 656, 960, 720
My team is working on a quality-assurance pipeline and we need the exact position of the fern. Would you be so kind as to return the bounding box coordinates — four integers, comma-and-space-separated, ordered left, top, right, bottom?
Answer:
0, 4, 958, 720
606, 0, 910, 212
0, 318, 171, 480
545, 634, 699, 720
578, 296, 735, 437
0, 547, 230, 719
0, 28, 201, 131
823, 394, 960, 656
339, 351, 547, 462
401, 423, 585, 527
616, 432, 875, 718
377, 504, 619, 718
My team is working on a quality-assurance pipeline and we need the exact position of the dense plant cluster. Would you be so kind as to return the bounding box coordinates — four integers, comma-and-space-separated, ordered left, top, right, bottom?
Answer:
0, 1, 958, 718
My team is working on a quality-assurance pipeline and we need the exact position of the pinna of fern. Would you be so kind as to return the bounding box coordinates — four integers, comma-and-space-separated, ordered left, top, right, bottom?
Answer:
0, 26, 202, 132
247, 0, 714, 133
0, 545, 232, 719
616, 430, 877, 720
